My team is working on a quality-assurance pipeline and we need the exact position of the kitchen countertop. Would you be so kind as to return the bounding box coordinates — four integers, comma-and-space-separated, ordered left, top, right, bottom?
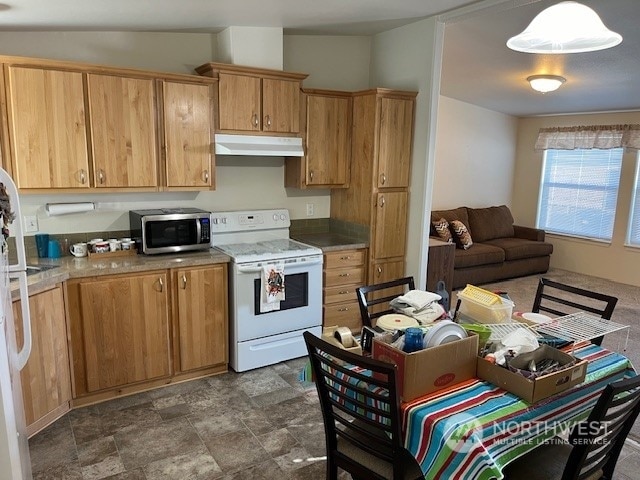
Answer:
293, 233, 368, 252
10, 249, 230, 299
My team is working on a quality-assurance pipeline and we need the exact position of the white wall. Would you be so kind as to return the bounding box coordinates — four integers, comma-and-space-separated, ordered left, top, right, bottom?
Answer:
514, 111, 640, 287
432, 96, 518, 210
369, 17, 439, 289
0, 32, 371, 234
284, 35, 371, 91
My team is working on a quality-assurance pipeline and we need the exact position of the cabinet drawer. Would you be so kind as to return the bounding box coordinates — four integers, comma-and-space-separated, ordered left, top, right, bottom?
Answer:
324, 284, 359, 305
324, 266, 366, 287
323, 300, 362, 333
324, 249, 366, 269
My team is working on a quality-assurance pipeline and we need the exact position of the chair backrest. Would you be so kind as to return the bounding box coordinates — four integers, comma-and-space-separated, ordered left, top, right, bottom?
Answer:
532, 277, 618, 320
303, 331, 410, 479
356, 276, 415, 328
563, 374, 640, 480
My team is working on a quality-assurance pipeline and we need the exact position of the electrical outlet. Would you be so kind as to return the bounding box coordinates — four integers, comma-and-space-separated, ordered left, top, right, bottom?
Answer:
24, 215, 38, 233
306, 203, 314, 217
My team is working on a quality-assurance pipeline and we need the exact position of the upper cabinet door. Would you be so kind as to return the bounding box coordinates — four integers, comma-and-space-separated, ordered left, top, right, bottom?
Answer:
217, 73, 261, 132
87, 74, 158, 188
6, 66, 90, 189
305, 93, 351, 186
262, 78, 301, 134
376, 97, 415, 189
162, 81, 214, 188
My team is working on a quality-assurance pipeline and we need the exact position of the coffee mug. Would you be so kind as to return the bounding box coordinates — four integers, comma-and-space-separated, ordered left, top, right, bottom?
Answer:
121, 240, 135, 251
108, 240, 122, 252
35, 233, 49, 258
93, 241, 109, 254
70, 242, 88, 257
47, 239, 61, 259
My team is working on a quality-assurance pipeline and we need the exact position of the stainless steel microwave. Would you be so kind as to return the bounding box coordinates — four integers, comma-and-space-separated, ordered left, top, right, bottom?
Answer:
129, 208, 211, 255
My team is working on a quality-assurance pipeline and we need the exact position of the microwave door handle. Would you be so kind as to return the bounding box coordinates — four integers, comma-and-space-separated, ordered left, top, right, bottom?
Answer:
196, 219, 202, 243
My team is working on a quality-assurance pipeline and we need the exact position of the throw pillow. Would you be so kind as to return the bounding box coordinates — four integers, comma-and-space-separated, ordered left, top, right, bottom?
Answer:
432, 218, 453, 243
451, 220, 473, 250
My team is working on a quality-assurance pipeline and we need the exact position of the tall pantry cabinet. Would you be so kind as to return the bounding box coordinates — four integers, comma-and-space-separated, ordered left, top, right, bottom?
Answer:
330, 88, 417, 285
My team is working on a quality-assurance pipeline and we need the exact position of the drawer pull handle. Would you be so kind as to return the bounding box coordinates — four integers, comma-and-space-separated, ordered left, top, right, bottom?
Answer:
338, 307, 349, 312
377, 266, 382, 276
339, 290, 349, 295
339, 273, 350, 277
340, 256, 351, 260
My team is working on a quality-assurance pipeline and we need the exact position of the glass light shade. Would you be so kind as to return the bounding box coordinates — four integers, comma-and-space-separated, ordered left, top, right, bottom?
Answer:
507, 1, 622, 54
527, 75, 566, 93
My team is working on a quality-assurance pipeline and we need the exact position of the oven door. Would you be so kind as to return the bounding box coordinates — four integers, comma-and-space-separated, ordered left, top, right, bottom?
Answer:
230, 255, 323, 342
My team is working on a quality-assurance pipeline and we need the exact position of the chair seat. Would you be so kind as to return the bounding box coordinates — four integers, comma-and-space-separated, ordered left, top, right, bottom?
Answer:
504, 442, 603, 480
337, 437, 424, 480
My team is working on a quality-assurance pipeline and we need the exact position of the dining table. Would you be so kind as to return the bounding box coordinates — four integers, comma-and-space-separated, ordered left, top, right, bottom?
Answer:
401, 342, 635, 480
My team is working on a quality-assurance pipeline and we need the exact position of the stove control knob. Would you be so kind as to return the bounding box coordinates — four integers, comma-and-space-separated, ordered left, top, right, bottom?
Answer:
280, 214, 286, 221
221, 217, 227, 224
212, 217, 218, 224
273, 214, 279, 221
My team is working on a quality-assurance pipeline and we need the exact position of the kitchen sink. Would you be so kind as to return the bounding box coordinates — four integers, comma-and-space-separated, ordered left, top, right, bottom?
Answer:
26, 264, 58, 276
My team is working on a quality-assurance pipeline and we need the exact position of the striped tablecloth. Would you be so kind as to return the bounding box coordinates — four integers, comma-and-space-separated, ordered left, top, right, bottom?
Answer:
402, 343, 635, 480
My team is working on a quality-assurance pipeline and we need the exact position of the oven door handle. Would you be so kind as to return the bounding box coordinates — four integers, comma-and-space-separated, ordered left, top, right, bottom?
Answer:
236, 257, 323, 273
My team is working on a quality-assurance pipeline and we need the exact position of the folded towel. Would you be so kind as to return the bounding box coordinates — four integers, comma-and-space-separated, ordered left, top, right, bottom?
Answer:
395, 289, 441, 310
260, 263, 285, 313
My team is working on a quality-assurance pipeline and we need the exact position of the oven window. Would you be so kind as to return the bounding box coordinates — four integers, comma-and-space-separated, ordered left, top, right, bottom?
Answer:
145, 220, 197, 249
254, 272, 309, 315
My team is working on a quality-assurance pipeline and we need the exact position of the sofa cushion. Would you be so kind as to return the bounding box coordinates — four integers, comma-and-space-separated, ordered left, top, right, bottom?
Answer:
454, 242, 505, 268
432, 218, 454, 243
450, 220, 473, 250
484, 237, 553, 261
467, 205, 515, 242
430, 207, 469, 236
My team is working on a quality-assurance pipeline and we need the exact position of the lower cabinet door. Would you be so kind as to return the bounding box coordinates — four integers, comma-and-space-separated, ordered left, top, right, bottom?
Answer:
70, 272, 171, 394
174, 264, 228, 372
13, 284, 71, 437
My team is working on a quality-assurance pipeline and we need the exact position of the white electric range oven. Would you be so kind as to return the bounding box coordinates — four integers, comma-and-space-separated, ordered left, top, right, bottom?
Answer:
211, 209, 323, 372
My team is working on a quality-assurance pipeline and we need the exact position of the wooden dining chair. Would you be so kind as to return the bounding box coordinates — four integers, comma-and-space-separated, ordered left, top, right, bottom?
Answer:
303, 331, 424, 480
504, 374, 640, 480
356, 276, 415, 329
532, 277, 618, 345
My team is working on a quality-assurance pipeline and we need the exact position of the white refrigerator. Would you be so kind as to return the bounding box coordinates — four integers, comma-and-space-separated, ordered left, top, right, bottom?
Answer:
0, 166, 33, 479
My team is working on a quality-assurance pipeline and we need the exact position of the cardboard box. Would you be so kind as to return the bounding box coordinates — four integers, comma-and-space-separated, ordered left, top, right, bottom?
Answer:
322, 325, 362, 355
477, 345, 588, 403
372, 334, 479, 402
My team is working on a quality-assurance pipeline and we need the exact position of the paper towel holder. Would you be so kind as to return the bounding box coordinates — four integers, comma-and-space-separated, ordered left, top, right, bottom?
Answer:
45, 202, 96, 216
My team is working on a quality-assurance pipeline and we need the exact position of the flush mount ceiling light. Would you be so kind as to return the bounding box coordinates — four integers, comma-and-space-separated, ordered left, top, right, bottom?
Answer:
527, 74, 566, 93
507, 1, 622, 54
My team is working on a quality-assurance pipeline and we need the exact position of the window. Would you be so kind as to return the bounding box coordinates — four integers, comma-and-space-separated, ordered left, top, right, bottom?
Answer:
537, 148, 623, 241
627, 153, 640, 246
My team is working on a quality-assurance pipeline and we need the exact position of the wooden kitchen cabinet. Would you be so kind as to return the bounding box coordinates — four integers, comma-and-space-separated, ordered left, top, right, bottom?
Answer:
86, 73, 158, 188
195, 62, 308, 134
12, 284, 71, 437
161, 80, 215, 189
67, 271, 171, 397
331, 89, 417, 284
173, 264, 228, 372
322, 248, 367, 333
5, 65, 90, 189
285, 89, 352, 188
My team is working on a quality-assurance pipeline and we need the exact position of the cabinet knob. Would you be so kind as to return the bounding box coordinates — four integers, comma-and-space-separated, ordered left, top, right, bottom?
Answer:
202, 170, 209, 183
265, 115, 272, 128
377, 266, 382, 276
79, 169, 86, 184
381, 173, 387, 185
158, 277, 164, 292
380, 195, 385, 207
252, 113, 259, 128
98, 169, 105, 184
181, 274, 187, 289
309, 170, 314, 181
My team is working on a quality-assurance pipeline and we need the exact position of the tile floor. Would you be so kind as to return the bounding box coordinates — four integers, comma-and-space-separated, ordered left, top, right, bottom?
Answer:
29, 354, 640, 479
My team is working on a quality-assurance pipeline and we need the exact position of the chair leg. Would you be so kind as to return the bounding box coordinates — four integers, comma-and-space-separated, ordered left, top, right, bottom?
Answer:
327, 458, 338, 480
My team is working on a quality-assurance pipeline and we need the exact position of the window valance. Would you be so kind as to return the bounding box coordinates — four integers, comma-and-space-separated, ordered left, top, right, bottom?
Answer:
534, 124, 640, 150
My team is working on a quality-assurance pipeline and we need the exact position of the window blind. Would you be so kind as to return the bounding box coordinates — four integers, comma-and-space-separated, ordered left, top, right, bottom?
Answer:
537, 148, 623, 241
628, 155, 640, 246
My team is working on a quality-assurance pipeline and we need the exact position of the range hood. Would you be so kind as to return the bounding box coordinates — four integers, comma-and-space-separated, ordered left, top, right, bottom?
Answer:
214, 134, 304, 157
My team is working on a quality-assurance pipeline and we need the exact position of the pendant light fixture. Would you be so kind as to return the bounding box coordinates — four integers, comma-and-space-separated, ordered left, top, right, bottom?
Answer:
507, 1, 622, 54
527, 74, 566, 93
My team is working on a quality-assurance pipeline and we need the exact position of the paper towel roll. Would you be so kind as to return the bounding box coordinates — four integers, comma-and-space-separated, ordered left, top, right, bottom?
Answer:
46, 202, 95, 216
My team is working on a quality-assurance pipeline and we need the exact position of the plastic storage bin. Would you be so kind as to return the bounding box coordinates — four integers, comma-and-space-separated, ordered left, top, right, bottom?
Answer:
457, 286, 514, 324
